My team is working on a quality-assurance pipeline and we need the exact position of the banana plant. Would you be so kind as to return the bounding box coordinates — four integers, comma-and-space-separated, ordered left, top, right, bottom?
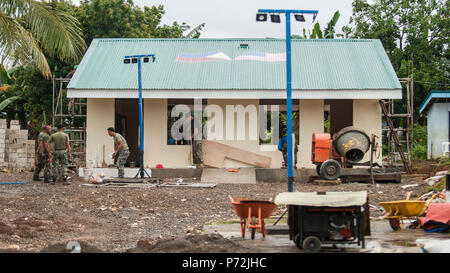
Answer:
324, 11, 340, 39
0, 96, 20, 113
184, 23, 206, 39
297, 10, 340, 39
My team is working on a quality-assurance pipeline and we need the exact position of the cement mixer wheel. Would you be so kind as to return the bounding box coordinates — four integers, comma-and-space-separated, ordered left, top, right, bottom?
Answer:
319, 159, 341, 180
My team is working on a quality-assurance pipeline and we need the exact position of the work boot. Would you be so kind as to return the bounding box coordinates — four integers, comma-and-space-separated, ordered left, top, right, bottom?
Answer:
33, 175, 41, 182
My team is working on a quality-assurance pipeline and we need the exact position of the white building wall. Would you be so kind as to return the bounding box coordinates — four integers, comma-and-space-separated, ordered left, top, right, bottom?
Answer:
299, 100, 324, 168
427, 103, 450, 159
353, 99, 383, 165
85, 98, 384, 168
86, 98, 115, 167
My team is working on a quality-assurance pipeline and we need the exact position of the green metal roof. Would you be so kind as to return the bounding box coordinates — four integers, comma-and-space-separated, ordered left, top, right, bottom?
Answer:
67, 38, 401, 90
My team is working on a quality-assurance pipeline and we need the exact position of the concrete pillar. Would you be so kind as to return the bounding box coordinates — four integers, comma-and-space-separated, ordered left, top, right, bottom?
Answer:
86, 98, 115, 167
353, 99, 382, 165
299, 99, 324, 168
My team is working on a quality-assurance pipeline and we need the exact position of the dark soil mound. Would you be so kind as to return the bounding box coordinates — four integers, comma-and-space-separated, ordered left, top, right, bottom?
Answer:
127, 233, 249, 253
0, 221, 15, 235
13, 216, 44, 228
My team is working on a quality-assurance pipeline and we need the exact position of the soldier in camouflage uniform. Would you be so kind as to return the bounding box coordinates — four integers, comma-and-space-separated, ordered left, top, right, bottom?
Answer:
50, 124, 72, 185
107, 127, 130, 178
33, 125, 53, 182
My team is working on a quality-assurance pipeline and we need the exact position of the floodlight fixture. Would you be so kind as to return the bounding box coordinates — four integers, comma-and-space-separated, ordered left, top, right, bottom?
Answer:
270, 14, 281, 23
294, 14, 305, 22
132, 58, 138, 63
256, 13, 267, 22
124, 58, 131, 64
313, 13, 317, 22
143, 57, 149, 63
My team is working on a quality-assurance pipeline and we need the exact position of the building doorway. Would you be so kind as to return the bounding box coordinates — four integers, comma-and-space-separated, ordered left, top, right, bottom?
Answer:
115, 99, 140, 167
325, 100, 353, 136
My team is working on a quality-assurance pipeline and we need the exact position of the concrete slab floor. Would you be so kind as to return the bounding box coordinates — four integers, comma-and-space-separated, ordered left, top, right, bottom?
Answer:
203, 220, 450, 253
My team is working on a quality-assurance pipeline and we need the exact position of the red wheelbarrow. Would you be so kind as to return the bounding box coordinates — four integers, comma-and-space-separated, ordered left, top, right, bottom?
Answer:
228, 195, 277, 239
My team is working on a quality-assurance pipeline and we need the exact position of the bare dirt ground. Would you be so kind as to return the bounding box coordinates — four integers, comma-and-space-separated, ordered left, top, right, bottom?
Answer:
0, 170, 437, 252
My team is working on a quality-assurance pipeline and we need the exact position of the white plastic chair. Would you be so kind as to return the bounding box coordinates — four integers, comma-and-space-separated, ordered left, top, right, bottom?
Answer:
442, 142, 450, 156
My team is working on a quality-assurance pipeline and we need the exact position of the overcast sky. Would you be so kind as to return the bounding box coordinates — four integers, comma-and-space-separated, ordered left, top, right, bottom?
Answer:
72, 0, 355, 38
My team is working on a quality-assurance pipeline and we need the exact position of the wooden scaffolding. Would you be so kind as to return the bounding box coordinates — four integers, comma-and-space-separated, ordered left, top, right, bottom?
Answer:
380, 77, 414, 172
52, 77, 87, 169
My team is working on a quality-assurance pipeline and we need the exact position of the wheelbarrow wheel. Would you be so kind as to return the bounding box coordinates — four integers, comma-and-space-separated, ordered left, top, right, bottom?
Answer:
302, 236, 321, 253
389, 218, 401, 231
251, 227, 256, 240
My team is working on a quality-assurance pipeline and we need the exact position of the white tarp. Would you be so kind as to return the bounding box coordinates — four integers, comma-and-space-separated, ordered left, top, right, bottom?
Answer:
274, 191, 368, 207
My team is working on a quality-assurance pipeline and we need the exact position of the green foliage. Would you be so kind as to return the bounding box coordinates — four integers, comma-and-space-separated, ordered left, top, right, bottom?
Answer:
343, 0, 450, 123
0, 0, 86, 77
413, 123, 427, 146
412, 123, 428, 159
324, 11, 340, 38
0, 64, 12, 86
4, 65, 53, 130
2, 0, 204, 136
75, 0, 200, 45
426, 177, 445, 193
412, 143, 427, 160
293, 11, 340, 39
0, 96, 20, 112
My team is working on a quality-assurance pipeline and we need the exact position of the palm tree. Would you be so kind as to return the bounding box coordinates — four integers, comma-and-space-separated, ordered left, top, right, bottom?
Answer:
0, 0, 86, 77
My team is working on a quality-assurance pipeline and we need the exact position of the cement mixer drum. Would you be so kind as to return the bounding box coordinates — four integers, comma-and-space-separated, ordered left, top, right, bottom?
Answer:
333, 126, 370, 163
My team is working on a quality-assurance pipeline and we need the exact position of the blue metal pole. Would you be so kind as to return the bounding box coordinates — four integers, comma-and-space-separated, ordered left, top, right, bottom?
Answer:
137, 58, 144, 178
285, 12, 294, 192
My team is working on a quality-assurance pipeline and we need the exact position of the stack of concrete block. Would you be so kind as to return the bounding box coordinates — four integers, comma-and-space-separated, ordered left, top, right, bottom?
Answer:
27, 139, 36, 170
0, 119, 6, 170
0, 119, 35, 172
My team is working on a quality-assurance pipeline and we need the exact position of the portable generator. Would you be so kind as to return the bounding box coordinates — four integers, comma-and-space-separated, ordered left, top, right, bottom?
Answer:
275, 191, 367, 253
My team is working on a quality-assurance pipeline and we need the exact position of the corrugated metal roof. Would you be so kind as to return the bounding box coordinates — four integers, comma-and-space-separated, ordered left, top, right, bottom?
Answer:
419, 90, 450, 114
67, 38, 401, 90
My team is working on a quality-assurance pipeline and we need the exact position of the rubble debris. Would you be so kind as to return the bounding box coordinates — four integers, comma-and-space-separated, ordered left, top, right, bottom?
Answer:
425, 171, 447, 186
400, 184, 419, 189
159, 182, 216, 188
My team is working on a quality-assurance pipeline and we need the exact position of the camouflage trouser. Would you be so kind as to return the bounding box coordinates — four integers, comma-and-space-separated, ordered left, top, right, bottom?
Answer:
52, 150, 68, 182
192, 140, 202, 165
34, 154, 51, 180
116, 149, 130, 178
